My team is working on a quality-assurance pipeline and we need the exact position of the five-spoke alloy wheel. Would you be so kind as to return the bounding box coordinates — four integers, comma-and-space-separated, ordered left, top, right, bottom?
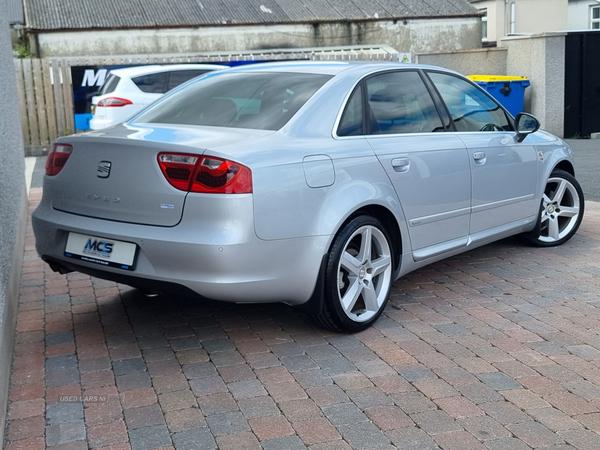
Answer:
316, 215, 394, 332
524, 169, 584, 247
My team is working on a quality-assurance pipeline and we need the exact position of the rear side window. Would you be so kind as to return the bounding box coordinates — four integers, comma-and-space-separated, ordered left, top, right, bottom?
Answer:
365, 71, 444, 134
99, 74, 120, 95
427, 72, 511, 132
135, 72, 331, 131
337, 86, 363, 136
167, 70, 210, 91
133, 73, 168, 93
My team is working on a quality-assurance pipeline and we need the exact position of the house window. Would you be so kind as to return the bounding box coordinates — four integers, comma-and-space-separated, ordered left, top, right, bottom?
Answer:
592, 5, 600, 29
480, 9, 488, 40
510, 2, 516, 34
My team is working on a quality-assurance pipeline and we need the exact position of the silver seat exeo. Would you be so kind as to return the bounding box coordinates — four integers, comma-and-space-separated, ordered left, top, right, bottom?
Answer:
33, 61, 584, 332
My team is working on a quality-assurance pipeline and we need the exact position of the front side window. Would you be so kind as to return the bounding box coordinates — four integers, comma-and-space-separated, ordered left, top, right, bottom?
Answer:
365, 71, 444, 135
135, 72, 331, 131
592, 5, 600, 29
427, 72, 511, 132
133, 73, 168, 93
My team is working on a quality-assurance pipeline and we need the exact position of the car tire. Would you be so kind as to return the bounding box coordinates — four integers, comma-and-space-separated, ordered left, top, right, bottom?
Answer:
522, 169, 584, 247
314, 215, 394, 332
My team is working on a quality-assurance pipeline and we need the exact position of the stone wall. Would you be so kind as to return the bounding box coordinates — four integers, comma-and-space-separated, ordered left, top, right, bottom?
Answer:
0, 0, 27, 442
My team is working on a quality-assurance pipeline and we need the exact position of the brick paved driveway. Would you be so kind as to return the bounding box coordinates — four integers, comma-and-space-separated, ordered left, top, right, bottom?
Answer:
5, 188, 600, 450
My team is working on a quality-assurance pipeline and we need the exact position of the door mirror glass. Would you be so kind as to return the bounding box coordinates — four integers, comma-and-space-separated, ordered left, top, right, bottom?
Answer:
515, 113, 540, 142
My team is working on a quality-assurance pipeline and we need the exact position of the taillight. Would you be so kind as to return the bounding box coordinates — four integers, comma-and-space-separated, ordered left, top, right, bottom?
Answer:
45, 144, 73, 176
97, 97, 133, 107
158, 153, 252, 194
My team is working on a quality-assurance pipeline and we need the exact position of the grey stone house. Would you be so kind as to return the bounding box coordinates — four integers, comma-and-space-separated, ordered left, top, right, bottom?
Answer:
23, 0, 483, 57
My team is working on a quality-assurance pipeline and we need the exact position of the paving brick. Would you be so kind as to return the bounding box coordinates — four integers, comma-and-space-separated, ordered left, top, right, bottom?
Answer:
293, 417, 341, 445
152, 373, 189, 394
119, 387, 157, 409
413, 378, 460, 399
248, 415, 295, 441
171, 428, 216, 450
410, 410, 462, 435
237, 395, 279, 420
115, 372, 151, 391
260, 436, 307, 450
4, 437, 45, 450
84, 401, 123, 426
480, 401, 534, 425
530, 407, 583, 432
337, 420, 391, 449
197, 392, 239, 416
124, 404, 165, 429
128, 424, 172, 450
46, 402, 84, 424
45, 422, 86, 447
483, 437, 533, 450
206, 411, 250, 436
229, 379, 268, 400
164, 407, 207, 432
307, 384, 350, 407
365, 405, 413, 430
87, 421, 128, 448
390, 391, 438, 414
433, 431, 487, 450
8, 399, 45, 420
8, 416, 45, 441
158, 388, 197, 411
435, 396, 485, 419
459, 415, 511, 441
386, 426, 440, 450
507, 421, 564, 448
265, 381, 308, 403
215, 432, 260, 450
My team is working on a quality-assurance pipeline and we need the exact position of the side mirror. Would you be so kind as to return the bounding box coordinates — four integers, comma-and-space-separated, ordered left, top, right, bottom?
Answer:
514, 113, 540, 143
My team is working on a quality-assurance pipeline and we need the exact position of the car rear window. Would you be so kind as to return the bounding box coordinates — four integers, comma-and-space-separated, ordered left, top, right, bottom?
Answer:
133, 73, 168, 93
134, 72, 332, 131
98, 74, 120, 95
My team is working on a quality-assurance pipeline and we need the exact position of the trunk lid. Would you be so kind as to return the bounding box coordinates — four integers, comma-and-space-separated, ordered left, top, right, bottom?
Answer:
47, 125, 270, 226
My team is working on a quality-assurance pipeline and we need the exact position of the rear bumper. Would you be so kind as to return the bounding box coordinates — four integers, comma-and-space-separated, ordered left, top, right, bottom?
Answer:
32, 194, 330, 305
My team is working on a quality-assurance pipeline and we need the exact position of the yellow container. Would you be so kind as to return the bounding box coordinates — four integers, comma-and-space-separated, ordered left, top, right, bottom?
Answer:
467, 75, 528, 82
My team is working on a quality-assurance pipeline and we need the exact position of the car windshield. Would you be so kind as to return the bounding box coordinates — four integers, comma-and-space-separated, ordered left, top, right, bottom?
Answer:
133, 72, 332, 130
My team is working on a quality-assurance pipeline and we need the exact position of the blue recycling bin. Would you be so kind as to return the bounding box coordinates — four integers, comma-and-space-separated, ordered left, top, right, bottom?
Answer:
468, 75, 530, 117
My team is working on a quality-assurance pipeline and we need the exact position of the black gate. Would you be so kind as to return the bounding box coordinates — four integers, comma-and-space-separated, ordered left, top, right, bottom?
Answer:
564, 31, 600, 138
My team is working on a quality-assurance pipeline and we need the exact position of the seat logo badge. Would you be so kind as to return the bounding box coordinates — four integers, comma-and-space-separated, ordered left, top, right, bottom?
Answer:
98, 161, 111, 178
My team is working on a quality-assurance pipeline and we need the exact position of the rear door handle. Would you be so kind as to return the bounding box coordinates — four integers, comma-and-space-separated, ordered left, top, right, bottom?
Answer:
391, 157, 410, 173
473, 152, 486, 164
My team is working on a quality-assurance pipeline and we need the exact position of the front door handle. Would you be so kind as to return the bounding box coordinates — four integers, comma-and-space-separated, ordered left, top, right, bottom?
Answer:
391, 157, 410, 173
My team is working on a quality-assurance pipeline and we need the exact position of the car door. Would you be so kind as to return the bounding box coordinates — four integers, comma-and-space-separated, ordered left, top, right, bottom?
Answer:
363, 70, 472, 261
426, 72, 538, 238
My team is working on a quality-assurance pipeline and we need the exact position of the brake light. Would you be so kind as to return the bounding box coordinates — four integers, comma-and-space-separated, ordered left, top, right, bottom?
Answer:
97, 97, 133, 107
158, 153, 252, 194
45, 144, 73, 176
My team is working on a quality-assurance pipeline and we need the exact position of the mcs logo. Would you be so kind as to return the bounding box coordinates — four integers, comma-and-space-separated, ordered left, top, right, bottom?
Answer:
84, 239, 113, 254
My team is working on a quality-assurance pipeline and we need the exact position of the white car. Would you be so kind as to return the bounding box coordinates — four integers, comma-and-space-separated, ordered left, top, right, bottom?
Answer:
89, 64, 224, 130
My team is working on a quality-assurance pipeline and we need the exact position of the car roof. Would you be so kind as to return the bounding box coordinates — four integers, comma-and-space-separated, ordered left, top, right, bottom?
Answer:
218, 61, 461, 77
109, 64, 225, 78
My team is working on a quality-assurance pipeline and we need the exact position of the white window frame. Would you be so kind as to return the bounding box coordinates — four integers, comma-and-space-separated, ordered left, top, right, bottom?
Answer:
510, 2, 517, 34
480, 8, 488, 41
591, 5, 600, 30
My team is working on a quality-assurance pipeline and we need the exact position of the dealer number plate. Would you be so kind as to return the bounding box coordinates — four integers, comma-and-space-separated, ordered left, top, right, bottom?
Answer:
65, 232, 137, 270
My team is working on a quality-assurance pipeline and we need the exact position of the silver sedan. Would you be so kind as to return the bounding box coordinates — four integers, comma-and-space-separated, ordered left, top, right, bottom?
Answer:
33, 62, 584, 332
